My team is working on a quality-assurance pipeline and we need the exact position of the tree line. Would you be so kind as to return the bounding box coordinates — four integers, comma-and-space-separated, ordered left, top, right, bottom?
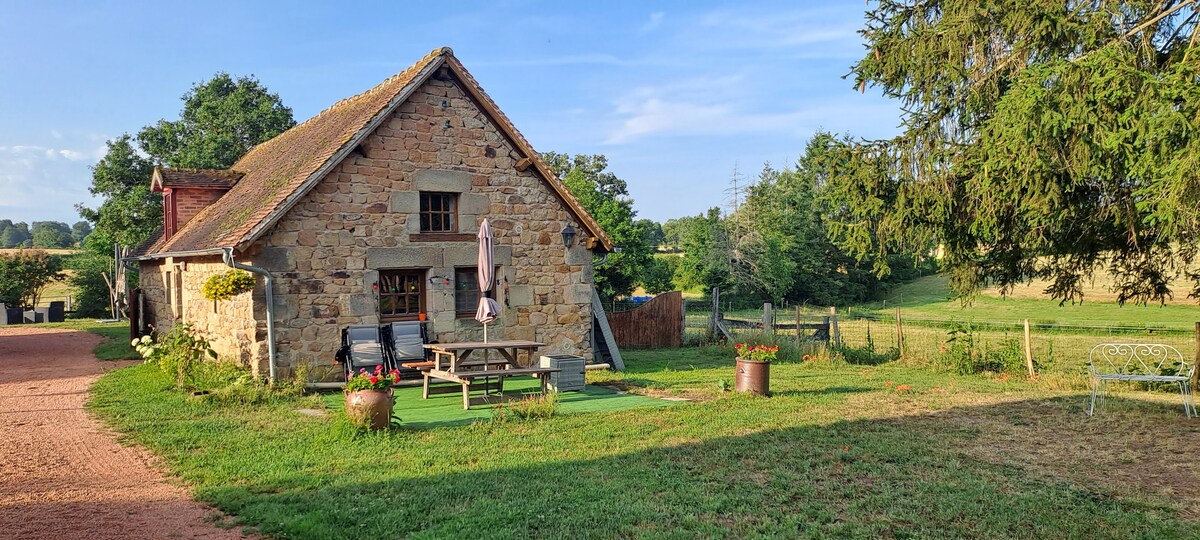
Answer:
0, 219, 90, 249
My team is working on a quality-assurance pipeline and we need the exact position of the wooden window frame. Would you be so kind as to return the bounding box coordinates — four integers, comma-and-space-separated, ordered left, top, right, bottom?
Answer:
419, 192, 458, 233
378, 268, 426, 322
454, 267, 495, 318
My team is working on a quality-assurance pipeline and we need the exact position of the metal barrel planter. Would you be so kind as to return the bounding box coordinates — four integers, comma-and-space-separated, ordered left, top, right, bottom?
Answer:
734, 358, 770, 396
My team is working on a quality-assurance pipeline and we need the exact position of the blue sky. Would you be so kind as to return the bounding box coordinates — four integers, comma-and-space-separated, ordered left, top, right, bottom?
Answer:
0, 1, 901, 226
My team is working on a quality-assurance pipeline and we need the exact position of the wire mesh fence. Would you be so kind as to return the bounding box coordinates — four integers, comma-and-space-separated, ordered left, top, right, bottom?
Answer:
680, 299, 1196, 377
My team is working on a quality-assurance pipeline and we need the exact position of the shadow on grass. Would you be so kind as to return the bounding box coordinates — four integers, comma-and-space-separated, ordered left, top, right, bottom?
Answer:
321, 382, 676, 430
203, 395, 1196, 539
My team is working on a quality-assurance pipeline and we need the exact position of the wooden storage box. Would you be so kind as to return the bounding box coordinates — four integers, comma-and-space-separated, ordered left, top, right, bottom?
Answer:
539, 354, 586, 392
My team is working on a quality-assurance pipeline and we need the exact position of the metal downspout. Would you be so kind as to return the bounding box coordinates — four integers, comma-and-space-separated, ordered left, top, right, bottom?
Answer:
222, 248, 277, 382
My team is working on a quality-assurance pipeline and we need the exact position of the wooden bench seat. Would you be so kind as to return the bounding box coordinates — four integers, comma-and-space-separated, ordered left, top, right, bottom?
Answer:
399, 361, 436, 370
423, 367, 560, 409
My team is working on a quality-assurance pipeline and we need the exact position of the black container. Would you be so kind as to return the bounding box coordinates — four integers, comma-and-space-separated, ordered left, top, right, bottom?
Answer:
5, 307, 22, 324
48, 301, 65, 323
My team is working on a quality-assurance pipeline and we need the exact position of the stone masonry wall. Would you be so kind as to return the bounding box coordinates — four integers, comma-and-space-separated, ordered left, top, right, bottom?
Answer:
251, 73, 595, 378
138, 256, 265, 374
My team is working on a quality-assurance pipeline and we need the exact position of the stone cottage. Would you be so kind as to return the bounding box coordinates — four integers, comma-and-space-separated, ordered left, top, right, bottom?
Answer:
134, 47, 612, 380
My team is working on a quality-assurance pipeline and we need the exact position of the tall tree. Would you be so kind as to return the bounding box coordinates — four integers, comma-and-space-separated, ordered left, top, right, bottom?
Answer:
0, 250, 64, 308
676, 207, 733, 293
827, 0, 1200, 304
70, 221, 92, 244
79, 73, 295, 253
0, 220, 31, 248
31, 221, 73, 248
543, 152, 652, 301
138, 72, 295, 169
76, 135, 158, 254
634, 219, 665, 250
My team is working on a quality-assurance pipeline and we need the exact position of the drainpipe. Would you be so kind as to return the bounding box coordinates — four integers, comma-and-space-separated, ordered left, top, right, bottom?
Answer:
222, 248, 277, 383
592, 246, 621, 267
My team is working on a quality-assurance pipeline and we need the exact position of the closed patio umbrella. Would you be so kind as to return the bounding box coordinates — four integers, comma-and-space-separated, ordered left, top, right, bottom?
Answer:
475, 219, 502, 342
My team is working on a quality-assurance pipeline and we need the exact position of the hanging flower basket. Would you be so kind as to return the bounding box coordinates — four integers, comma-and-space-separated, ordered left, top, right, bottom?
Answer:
201, 270, 256, 301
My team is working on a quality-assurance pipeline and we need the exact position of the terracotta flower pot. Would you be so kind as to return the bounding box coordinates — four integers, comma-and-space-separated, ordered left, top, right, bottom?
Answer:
734, 358, 770, 396
345, 389, 394, 429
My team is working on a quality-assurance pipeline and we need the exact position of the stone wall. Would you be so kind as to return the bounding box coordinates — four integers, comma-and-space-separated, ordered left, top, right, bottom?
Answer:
138, 256, 266, 374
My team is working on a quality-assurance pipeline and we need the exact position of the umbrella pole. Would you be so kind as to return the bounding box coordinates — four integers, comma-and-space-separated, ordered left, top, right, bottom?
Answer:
483, 322, 491, 396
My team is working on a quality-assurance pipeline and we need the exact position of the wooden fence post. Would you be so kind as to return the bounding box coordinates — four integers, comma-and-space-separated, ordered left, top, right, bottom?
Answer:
708, 287, 720, 341
796, 306, 802, 342
895, 307, 904, 357
763, 303, 773, 334
829, 307, 841, 347
1023, 319, 1036, 377
1193, 322, 1199, 389
681, 297, 688, 346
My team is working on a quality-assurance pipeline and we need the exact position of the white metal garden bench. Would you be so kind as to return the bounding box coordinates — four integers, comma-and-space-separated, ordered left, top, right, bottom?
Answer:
1086, 343, 1196, 418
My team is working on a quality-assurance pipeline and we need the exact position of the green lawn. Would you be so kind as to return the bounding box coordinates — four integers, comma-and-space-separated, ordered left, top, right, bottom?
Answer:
33, 319, 139, 360
89, 346, 1198, 538
321, 378, 673, 429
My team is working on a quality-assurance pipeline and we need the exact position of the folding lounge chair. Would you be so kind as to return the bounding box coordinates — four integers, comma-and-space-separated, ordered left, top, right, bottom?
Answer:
382, 321, 430, 379
336, 324, 389, 378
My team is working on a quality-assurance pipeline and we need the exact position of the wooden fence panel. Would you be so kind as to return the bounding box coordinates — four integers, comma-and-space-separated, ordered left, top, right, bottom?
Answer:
607, 291, 683, 349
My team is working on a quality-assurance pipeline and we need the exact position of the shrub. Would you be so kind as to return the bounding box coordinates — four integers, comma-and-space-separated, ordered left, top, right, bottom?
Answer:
66, 253, 112, 317
0, 249, 64, 308
201, 270, 255, 301
830, 344, 899, 365
935, 323, 1034, 376
132, 322, 217, 389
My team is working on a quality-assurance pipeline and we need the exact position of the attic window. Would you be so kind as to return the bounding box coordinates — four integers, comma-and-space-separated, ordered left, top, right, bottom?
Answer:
419, 192, 457, 233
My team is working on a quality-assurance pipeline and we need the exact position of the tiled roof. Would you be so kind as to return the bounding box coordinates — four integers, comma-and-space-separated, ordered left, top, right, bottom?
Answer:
146, 46, 612, 257
129, 227, 165, 258
152, 168, 243, 191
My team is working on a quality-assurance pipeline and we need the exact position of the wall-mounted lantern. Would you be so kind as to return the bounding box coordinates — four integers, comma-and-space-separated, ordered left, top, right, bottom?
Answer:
560, 224, 577, 248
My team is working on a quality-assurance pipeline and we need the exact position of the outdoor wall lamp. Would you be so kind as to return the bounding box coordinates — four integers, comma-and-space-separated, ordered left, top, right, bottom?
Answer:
560, 224, 577, 248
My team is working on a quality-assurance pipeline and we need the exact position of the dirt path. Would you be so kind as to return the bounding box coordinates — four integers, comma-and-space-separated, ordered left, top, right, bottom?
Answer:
0, 327, 249, 539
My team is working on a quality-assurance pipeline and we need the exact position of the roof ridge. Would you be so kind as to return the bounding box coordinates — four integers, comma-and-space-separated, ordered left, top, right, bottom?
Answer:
233, 47, 451, 170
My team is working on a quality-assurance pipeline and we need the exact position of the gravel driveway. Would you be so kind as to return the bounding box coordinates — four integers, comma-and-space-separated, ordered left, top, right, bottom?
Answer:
0, 326, 249, 539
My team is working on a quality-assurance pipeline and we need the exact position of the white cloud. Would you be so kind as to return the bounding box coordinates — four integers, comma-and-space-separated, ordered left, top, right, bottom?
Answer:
685, 7, 861, 56
605, 98, 806, 144
603, 80, 900, 144
0, 143, 101, 223
639, 12, 665, 34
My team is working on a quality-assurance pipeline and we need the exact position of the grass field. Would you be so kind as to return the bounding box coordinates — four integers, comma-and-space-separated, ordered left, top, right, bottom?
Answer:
88, 346, 1200, 539
0, 248, 80, 256
32, 319, 138, 360
861, 275, 1200, 330
698, 275, 1200, 380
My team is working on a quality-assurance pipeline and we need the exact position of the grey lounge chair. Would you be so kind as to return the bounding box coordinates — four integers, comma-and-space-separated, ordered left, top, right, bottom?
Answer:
338, 324, 388, 377
383, 321, 430, 378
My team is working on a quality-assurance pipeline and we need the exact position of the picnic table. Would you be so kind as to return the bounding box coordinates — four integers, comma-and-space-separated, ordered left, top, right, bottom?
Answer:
422, 341, 559, 409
